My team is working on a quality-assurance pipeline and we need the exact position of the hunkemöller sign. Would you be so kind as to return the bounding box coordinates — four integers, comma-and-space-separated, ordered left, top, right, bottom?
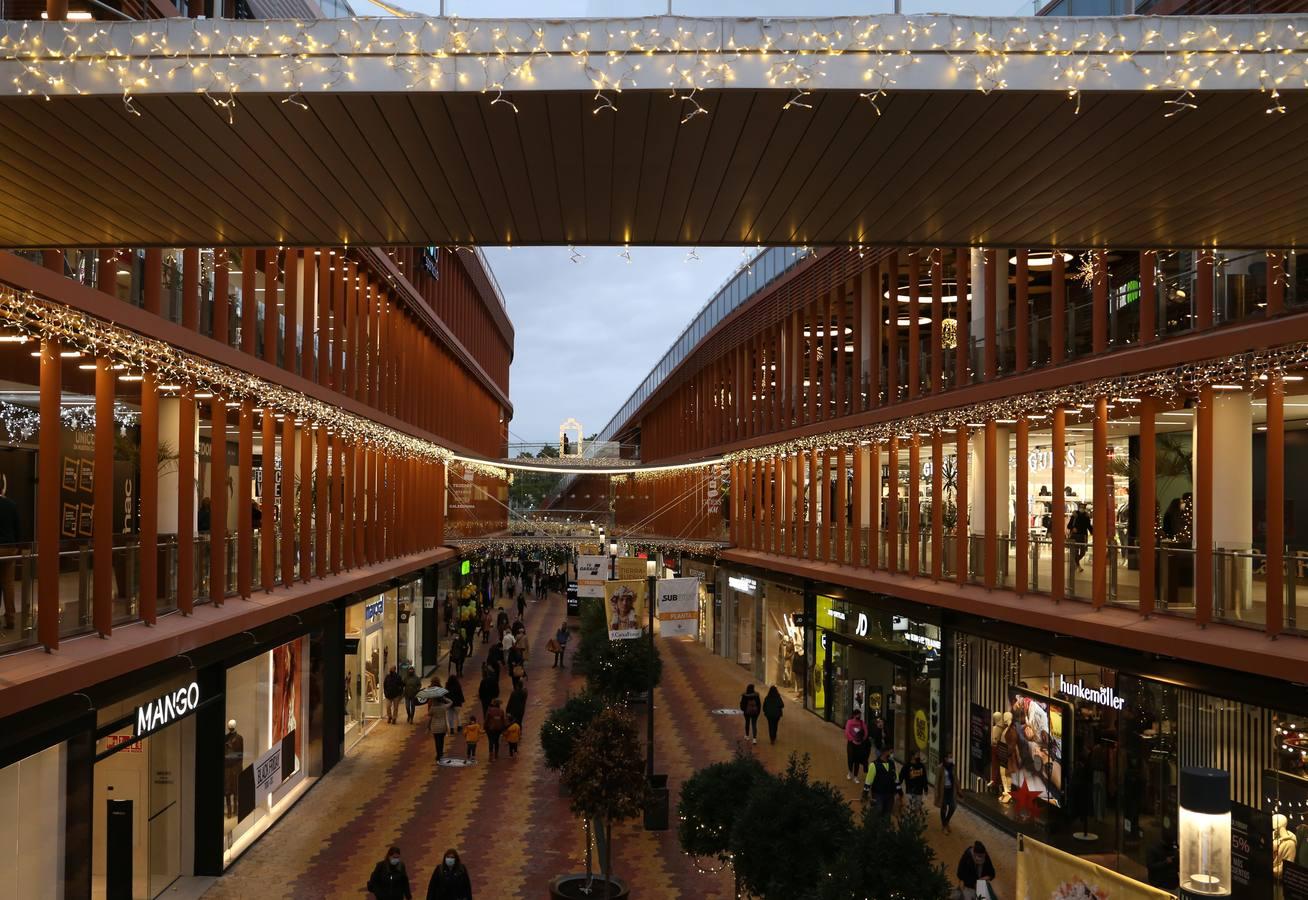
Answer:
1057, 675, 1125, 710
135, 681, 201, 739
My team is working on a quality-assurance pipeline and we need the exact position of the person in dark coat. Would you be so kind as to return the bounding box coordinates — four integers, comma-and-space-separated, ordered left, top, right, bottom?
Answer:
864, 747, 900, 816
506, 683, 528, 732
445, 674, 465, 712
383, 666, 405, 725
426, 848, 473, 900
956, 841, 997, 900
486, 642, 504, 678
402, 667, 422, 724
367, 845, 413, 900
477, 666, 499, 717
449, 635, 466, 677
739, 684, 762, 744
762, 686, 784, 745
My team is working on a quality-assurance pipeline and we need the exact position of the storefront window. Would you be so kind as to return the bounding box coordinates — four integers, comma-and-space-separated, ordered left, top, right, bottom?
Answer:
762, 582, 804, 703
0, 743, 65, 898
395, 578, 422, 673
223, 635, 311, 865
344, 594, 389, 750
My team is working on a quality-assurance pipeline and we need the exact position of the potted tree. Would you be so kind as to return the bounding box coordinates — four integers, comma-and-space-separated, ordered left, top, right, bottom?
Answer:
814, 805, 952, 900
540, 691, 604, 796
677, 752, 770, 898
550, 708, 649, 900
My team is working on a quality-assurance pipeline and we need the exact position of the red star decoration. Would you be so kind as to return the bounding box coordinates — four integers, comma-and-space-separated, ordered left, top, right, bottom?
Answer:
1011, 780, 1043, 819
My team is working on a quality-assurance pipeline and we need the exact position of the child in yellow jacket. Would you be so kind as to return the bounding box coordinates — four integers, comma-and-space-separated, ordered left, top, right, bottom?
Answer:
464, 716, 482, 762
506, 718, 522, 757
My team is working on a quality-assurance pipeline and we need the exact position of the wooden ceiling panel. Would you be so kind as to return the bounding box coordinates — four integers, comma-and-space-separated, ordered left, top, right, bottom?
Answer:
0, 89, 1304, 248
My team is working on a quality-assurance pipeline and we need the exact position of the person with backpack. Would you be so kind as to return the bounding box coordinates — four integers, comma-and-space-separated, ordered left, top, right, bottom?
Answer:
367, 845, 413, 900
484, 699, 507, 761
864, 746, 901, 816
382, 666, 405, 725
844, 709, 869, 781
762, 685, 784, 745
739, 684, 762, 745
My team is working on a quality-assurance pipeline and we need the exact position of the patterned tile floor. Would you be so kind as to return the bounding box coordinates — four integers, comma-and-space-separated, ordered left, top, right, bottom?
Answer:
203, 594, 1016, 899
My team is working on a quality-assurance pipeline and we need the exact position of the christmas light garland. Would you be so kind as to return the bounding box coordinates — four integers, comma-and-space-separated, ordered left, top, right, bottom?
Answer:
0, 15, 1303, 118
0, 285, 455, 464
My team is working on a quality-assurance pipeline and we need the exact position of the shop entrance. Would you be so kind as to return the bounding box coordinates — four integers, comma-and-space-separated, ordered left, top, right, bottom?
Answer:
344, 595, 388, 751
92, 715, 190, 900
823, 633, 925, 762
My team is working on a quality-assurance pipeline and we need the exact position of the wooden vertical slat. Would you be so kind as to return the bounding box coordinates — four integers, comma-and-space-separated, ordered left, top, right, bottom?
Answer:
1138, 397, 1157, 617
299, 422, 312, 580
984, 420, 996, 589
139, 376, 158, 623
931, 251, 943, 393
887, 254, 899, 403
851, 445, 863, 565
851, 274, 864, 414
1051, 253, 1066, 365
931, 431, 943, 580
1140, 251, 1157, 345
984, 249, 997, 380
264, 250, 280, 366
210, 398, 227, 605
1015, 417, 1029, 594
870, 263, 882, 408
284, 249, 299, 375
1266, 377, 1284, 635
213, 249, 229, 347
319, 252, 332, 386
302, 251, 316, 380
955, 426, 968, 585
316, 426, 328, 577
808, 449, 819, 562
1051, 408, 1067, 602
93, 359, 114, 635
1195, 386, 1214, 625
887, 437, 899, 572
177, 389, 195, 613
955, 250, 970, 386
343, 443, 356, 570
241, 249, 257, 355
837, 447, 848, 564
836, 289, 848, 417
908, 435, 920, 575
260, 410, 275, 591
280, 416, 295, 585
38, 341, 60, 649
237, 400, 253, 598
868, 442, 880, 570
1092, 396, 1109, 607
1015, 250, 1029, 372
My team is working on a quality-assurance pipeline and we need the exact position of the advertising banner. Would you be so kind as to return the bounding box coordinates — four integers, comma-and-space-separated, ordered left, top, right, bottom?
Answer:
604, 578, 646, 641
656, 577, 699, 638
615, 557, 648, 581
1284, 861, 1308, 900
1232, 801, 1274, 900
1017, 835, 1173, 900
252, 741, 284, 808
576, 555, 608, 598
969, 704, 991, 782
1006, 686, 1071, 807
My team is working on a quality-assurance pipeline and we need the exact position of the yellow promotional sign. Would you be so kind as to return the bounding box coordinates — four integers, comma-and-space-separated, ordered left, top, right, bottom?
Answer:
914, 709, 929, 749
1017, 835, 1173, 900
576, 542, 601, 556
615, 557, 649, 581
604, 578, 646, 641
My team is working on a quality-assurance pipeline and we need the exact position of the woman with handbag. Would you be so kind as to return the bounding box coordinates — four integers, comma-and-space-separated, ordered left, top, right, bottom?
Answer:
426, 683, 454, 762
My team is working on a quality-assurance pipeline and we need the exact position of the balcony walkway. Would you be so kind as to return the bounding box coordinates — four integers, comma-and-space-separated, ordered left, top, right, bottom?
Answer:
201, 590, 1015, 899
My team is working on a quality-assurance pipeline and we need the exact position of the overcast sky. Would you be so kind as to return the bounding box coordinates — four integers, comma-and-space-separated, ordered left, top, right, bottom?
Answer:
410, 0, 1016, 444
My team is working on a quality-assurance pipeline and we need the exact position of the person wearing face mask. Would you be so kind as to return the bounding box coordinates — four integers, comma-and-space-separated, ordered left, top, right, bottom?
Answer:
366, 845, 413, 900
426, 847, 473, 900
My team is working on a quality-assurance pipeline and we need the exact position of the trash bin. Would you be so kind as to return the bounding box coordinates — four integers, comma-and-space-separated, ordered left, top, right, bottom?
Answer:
644, 773, 669, 831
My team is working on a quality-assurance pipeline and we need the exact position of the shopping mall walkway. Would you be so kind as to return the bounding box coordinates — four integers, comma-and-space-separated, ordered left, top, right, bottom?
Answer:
202, 593, 1015, 899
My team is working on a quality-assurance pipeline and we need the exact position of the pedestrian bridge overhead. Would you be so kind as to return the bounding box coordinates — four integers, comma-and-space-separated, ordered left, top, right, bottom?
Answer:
1, 14, 1306, 249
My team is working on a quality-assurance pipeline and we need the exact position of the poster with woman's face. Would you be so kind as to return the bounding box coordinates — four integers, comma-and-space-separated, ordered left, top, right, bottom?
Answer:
1007, 686, 1069, 806
272, 639, 302, 764
604, 579, 645, 640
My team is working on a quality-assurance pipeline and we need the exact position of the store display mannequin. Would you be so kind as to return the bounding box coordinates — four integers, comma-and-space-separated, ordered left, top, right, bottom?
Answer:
1275, 814, 1298, 879
999, 712, 1016, 803
224, 719, 244, 818
990, 712, 1005, 792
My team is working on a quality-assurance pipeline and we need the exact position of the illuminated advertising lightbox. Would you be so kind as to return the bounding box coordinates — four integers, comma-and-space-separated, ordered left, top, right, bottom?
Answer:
1006, 685, 1071, 808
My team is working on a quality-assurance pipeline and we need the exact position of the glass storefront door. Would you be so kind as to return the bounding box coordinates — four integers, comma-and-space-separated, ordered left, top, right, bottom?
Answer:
344, 596, 387, 751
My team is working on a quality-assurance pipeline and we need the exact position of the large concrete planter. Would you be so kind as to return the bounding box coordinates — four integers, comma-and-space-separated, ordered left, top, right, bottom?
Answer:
548, 874, 629, 900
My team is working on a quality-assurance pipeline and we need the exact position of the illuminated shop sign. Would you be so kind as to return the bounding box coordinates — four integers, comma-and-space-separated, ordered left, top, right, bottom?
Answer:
135, 681, 201, 739
728, 576, 757, 594
1057, 674, 1125, 710
365, 598, 384, 620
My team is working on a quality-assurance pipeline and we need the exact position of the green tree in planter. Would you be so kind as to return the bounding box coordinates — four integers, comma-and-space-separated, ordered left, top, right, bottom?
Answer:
731, 755, 852, 900
814, 805, 952, 900
677, 752, 769, 897
561, 707, 651, 899
572, 597, 663, 700
540, 692, 605, 772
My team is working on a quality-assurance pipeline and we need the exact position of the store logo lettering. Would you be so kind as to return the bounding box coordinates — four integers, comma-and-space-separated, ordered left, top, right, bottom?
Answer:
1057, 675, 1124, 710
855, 613, 868, 636
136, 682, 200, 737
364, 598, 384, 620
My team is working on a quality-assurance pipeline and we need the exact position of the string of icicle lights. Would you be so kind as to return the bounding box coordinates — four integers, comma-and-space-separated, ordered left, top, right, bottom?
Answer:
725, 341, 1308, 463
0, 285, 460, 465
0, 15, 1305, 118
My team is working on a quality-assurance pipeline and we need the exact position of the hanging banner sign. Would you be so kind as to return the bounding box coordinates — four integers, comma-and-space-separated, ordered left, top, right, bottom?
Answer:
1017, 835, 1173, 900
252, 741, 284, 807
604, 578, 646, 641
614, 557, 648, 581
656, 577, 699, 638
576, 555, 608, 598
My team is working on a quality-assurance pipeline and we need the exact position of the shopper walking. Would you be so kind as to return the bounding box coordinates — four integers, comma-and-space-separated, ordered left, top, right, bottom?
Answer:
1068, 503, 1093, 572
449, 635, 466, 678
403, 666, 423, 724
383, 666, 404, 725
366, 846, 413, 900
505, 717, 522, 757
762, 685, 784, 745
516, 591, 527, 620
478, 665, 499, 717
484, 699, 507, 761
506, 681, 528, 733
425, 848, 473, 900
445, 674, 465, 714
900, 751, 929, 812
936, 750, 959, 833
843, 710, 869, 781
865, 747, 901, 816
956, 841, 997, 900
739, 684, 762, 744
551, 622, 569, 667
427, 686, 454, 762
